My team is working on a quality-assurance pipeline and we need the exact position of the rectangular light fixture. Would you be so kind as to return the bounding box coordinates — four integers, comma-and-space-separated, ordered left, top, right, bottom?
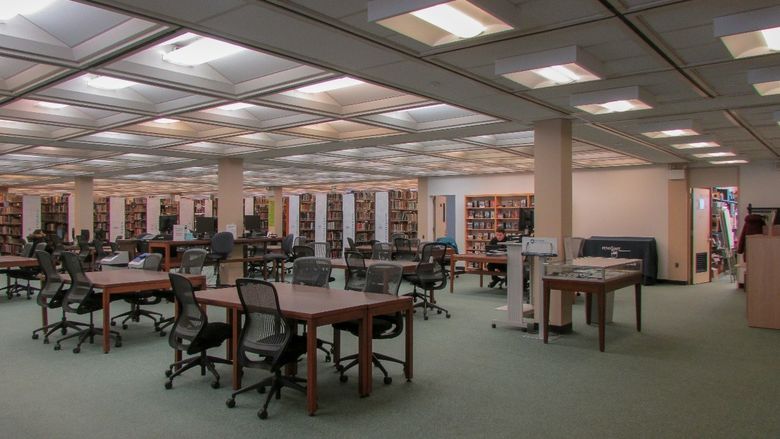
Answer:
36, 101, 69, 109
570, 86, 655, 115
86, 75, 138, 90
368, 0, 512, 46
693, 152, 735, 158
296, 77, 365, 94
0, 0, 54, 20
710, 159, 748, 165
153, 118, 179, 124
217, 103, 254, 111
163, 36, 245, 66
670, 140, 720, 149
714, 6, 780, 58
749, 66, 780, 95
640, 120, 701, 138
496, 46, 603, 89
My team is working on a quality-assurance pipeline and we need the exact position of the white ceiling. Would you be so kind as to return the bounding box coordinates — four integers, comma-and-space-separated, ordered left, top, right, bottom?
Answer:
1, 0, 779, 195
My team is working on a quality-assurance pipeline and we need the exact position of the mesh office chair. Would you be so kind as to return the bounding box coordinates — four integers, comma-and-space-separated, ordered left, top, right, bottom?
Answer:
405, 243, 451, 320
292, 244, 314, 259
92, 239, 109, 270
291, 257, 334, 361
7, 242, 44, 299
206, 231, 234, 287
344, 251, 367, 291
110, 253, 164, 329
77, 238, 93, 271
248, 236, 288, 282
335, 263, 405, 385
372, 242, 392, 260
347, 237, 357, 252
158, 248, 208, 336
393, 237, 416, 261
31, 250, 89, 344
225, 279, 307, 420
164, 273, 231, 389
309, 241, 331, 258
55, 252, 122, 353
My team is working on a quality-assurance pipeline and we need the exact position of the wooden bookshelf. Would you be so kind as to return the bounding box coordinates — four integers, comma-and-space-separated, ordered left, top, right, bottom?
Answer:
327, 193, 343, 257
465, 193, 534, 256
194, 199, 208, 217
160, 196, 178, 217
282, 197, 289, 236
298, 193, 315, 241
0, 194, 23, 255
41, 194, 69, 240
253, 196, 270, 233
125, 197, 147, 238
354, 191, 375, 243
94, 197, 109, 236
389, 189, 418, 239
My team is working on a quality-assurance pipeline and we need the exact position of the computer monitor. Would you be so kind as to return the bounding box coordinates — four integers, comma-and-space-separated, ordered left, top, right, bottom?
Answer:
194, 216, 217, 237
243, 215, 263, 233
159, 215, 178, 234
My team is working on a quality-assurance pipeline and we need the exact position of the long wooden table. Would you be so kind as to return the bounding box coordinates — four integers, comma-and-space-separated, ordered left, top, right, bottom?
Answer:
148, 236, 283, 272
196, 283, 413, 416
329, 258, 417, 274
63, 269, 206, 353
449, 253, 508, 292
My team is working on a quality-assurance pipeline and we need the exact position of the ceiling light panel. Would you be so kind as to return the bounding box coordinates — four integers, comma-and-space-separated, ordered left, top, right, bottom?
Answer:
693, 152, 736, 158
639, 120, 701, 138
714, 6, 780, 58
710, 159, 748, 164
162, 35, 245, 66
670, 140, 720, 149
495, 46, 603, 89
368, 0, 513, 46
571, 86, 655, 115
748, 66, 780, 95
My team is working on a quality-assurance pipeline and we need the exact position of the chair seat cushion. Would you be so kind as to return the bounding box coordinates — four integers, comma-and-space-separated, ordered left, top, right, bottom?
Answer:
333, 316, 395, 337
186, 322, 231, 354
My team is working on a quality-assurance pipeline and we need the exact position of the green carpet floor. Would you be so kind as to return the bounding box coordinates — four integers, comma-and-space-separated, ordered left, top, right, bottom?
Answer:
0, 273, 777, 438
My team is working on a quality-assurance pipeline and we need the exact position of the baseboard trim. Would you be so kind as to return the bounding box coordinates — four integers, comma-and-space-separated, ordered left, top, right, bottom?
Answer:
656, 279, 687, 285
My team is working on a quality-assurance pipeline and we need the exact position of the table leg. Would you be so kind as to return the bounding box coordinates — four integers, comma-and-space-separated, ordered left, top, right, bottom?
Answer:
405, 307, 413, 381
231, 308, 241, 390
280, 260, 285, 282
543, 285, 550, 344
598, 292, 606, 352
359, 312, 372, 397
102, 289, 110, 353
449, 257, 455, 293
306, 323, 318, 416
585, 293, 592, 325
480, 273, 483, 288
635, 283, 642, 332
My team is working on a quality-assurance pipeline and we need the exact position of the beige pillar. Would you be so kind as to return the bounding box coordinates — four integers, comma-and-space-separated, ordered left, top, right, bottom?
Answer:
534, 119, 573, 331
270, 186, 284, 236
73, 176, 94, 240
218, 158, 244, 283
416, 177, 430, 240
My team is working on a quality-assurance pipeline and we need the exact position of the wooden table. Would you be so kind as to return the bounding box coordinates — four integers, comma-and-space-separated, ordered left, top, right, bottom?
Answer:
0, 256, 39, 299
196, 283, 413, 416
329, 258, 417, 274
449, 253, 508, 292
62, 269, 206, 353
542, 270, 642, 352
148, 237, 282, 272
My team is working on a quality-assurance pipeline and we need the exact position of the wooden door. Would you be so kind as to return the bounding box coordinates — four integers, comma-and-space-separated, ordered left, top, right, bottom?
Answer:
691, 187, 711, 284
433, 196, 447, 238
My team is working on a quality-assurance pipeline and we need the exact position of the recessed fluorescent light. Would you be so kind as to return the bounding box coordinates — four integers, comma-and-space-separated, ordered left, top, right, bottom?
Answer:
571, 86, 655, 115
496, 46, 603, 89
0, 0, 54, 20
601, 100, 638, 113
714, 6, 780, 58
36, 102, 69, 109
693, 152, 735, 158
410, 3, 485, 38
640, 120, 701, 138
162, 37, 245, 66
748, 66, 780, 96
296, 77, 365, 94
153, 118, 179, 124
671, 141, 720, 149
406, 104, 448, 113
762, 27, 780, 50
86, 76, 138, 90
710, 159, 748, 165
217, 102, 254, 111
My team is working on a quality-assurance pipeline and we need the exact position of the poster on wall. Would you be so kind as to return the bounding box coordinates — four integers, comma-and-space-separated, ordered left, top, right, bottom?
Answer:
375, 191, 389, 242
315, 193, 327, 242
343, 193, 355, 250
22, 196, 41, 240
268, 200, 276, 231
289, 195, 300, 237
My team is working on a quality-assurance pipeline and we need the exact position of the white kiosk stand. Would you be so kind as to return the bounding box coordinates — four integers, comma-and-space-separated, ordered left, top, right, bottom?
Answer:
492, 237, 557, 338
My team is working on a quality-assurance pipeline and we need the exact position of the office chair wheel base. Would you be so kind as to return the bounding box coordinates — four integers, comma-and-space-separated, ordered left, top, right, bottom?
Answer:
339, 375, 348, 383
437, 310, 442, 314
122, 324, 128, 330
335, 364, 344, 372
211, 381, 220, 389
61, 328, 67, 335
446, 314, 451, 319
165, 369, 173, 377
110, 321, 116, 326
226, 398, 235, 408
164, 382, 172, 390
32, 333, 39, 340
423, 315, 428, 321
115, 341, 122, 348
72, 347, 80, 354
159, 330, 166, 337
383, 377, 392, 385
53, 344, 61, 351
258, 410, 268, 420
43, 338, 50, 344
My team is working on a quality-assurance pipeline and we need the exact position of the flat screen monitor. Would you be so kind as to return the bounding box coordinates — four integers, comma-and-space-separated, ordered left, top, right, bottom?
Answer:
244, 215, 263, 232
159, 215, 178, 234
195, 216, 217, 237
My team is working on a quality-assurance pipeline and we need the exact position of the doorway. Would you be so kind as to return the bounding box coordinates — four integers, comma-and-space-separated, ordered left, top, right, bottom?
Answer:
433, 195, 455, 239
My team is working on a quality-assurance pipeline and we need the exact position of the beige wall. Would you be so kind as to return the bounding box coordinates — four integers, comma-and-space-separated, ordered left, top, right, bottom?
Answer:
739, 162, 780, 221
689, 166, 739, 188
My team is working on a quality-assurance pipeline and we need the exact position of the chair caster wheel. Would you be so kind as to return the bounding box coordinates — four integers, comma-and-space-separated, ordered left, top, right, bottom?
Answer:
211, 381, 220, 389
115, 341, 122, 348
258, 410, 268, 420
335, 364, 344, 372
159, 331, 166, 337
491, 323, 496, 328
383, 377, 392, 385
339, 375, 348, 383
424, 316, 428, 321
164, 382, 172, 390
165, 370, 172, 377
258, 386, 266, 394
446, 314, 451, 319
32, 333, 39, 340
437, 310, 442, 314
72, 347, 80, 354
226, 398, 235, 408
324, 357, 331, 363
53, 344, 61, 351
122, 324, 128, 330
43, 338, 49, 344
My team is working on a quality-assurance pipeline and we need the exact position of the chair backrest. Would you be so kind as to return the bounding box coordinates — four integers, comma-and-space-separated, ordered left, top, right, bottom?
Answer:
293, 236, 308, 247
281, 234, 295, 256
77, 240, 91, 257
235, 278, 291, 368
363, 263, 403, 295
210, 231, 235, 256
33, 241, 47, 253
142, 252, 162, 271
372, 242, 392, 260
347, 237, 356, 251
293, 245, 314, 258
179, 248, 207, 274
93, 239, 108, 259
309, 241, 331, 258
390, 233, 407, 241
344, 251, 367, 291
291, 257, 332, 287
415, 242, 447, 287
35, 250, 64, 301
393, 237, 415, 261
168, 272, 207, 350
564, 237, 585, 262
18, 242, 33, 257
60, 252, 94, 308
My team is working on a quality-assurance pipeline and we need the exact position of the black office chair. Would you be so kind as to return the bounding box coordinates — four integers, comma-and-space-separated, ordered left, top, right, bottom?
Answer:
92, 239, 109, 270
7, 242, 43, 299
206, 231, 234, 287
372, 242, 392, 260
404, 243, 451, 320
55, 252, 122, 353
225, 279, 307, 420
292, 244, 314, 259
248, 237, 287, 282
110, 253, 164, 330
347, 237, 357, 252
344, 251, 367, 291
164, 272, 231, 389
158, 248, 208, 336
31, 250, 89, 344
335, 263, 405, 384
77, 237, 93, 271
393, 237, 416, 261
291, 257, 334, 362
309, 241, 330, 258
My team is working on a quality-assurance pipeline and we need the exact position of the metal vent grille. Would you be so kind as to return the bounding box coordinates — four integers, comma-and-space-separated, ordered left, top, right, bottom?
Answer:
695, 252, 708, 273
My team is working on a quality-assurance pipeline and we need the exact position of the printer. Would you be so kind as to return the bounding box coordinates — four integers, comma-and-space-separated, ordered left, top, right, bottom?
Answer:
128, 253, 151, 269
100, 251, 130, 270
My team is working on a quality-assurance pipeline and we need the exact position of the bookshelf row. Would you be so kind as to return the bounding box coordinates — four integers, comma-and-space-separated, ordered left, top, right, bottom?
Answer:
465, 193, 535, 257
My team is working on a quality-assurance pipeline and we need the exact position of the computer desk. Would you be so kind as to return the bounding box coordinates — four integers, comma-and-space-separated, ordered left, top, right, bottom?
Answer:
449, 253, 508, 292
196, 283, 413, 416
147, 236, 283, 272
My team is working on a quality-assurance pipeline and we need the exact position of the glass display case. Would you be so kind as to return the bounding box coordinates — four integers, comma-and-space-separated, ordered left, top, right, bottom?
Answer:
544, 257, 642, 281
